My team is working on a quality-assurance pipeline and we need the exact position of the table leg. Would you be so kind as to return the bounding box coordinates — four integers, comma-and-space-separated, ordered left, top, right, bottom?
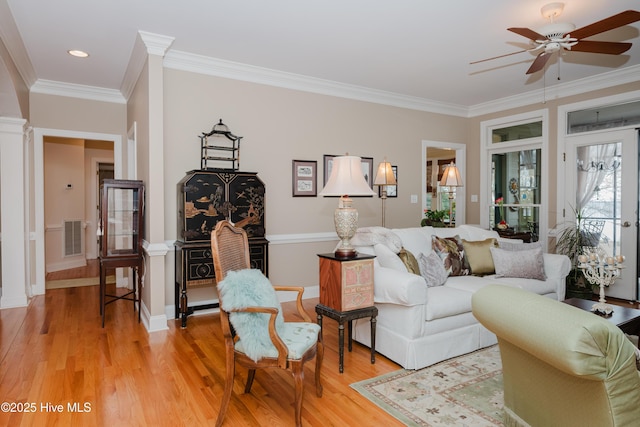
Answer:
338, 322, 345, 374
347, 320, 353, 352
370, 315, 377, 365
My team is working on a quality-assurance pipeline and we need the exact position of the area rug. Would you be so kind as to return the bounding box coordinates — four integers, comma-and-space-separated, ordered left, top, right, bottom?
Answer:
351, 346, 503, 426
46, 275, 115, 290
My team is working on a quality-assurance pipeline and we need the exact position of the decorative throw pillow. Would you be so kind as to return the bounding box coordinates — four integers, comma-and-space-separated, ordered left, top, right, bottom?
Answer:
431, 235, 470, 276
498, 240, 543, 252
490, 246, 547, 280
374, 243, 407, 272
462, 238, 498, 276
398, 247, 421, 275
418, 252, 449, 287
217, 269, 285, 362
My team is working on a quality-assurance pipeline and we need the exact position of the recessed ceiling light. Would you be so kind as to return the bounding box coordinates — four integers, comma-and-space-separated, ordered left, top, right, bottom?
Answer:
67, 49, 89, 58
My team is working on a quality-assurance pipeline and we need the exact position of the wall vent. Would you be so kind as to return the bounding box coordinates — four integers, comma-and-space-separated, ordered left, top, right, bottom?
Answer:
64, 220, 83, 257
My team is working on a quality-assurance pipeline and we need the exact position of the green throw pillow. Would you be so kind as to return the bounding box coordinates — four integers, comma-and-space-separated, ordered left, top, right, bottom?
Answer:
398, 247, 420, 275
462, 238, 498, 276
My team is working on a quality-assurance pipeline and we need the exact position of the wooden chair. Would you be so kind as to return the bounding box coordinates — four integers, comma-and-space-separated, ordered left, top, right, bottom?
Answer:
211, 220, 323, 427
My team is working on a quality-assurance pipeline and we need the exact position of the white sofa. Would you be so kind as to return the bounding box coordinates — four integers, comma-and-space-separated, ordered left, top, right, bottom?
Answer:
351, 225, 571, 370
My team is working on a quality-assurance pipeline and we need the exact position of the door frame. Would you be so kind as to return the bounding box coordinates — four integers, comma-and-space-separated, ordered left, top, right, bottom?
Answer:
421, 140, 466, 225
33, 128, 122, 296
557, 90, 640, 301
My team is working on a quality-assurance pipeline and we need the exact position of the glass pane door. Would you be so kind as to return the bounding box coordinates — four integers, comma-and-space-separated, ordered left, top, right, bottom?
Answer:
565, 129, 637, 300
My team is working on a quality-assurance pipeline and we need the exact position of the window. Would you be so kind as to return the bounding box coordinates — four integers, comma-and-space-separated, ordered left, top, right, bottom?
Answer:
481, 111, 548, 246
490, 149, 541, 240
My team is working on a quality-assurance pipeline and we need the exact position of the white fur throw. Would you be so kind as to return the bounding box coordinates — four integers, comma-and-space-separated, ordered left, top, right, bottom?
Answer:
217, 269, 284, 362
351, 226, 403, 254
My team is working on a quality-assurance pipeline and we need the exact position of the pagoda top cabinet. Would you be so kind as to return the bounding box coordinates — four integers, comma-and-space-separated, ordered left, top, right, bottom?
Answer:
99, 179, 145, 259
177, 170, 265, 242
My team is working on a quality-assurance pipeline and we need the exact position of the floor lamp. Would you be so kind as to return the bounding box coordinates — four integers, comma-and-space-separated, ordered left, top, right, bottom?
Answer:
440, 162, 462, 227
374, 159, 396, 227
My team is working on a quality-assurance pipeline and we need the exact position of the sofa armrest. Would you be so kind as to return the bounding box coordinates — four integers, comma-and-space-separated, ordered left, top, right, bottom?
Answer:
373, 265, 428, 306
543, 253, 571, 279
541, 252, 571, 300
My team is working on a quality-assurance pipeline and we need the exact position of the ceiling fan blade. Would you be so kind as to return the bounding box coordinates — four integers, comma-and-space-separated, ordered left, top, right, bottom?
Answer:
571, 40, 632, 54
508, 27, 549, 41
470, 49, 529, 65
526, 51, 553, 74
570, 10, 640, 40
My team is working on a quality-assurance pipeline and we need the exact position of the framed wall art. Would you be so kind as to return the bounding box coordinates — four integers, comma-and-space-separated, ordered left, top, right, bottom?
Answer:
292, 160, 317, 197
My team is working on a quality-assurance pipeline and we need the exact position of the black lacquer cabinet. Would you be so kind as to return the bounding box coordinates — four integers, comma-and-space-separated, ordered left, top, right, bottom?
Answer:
175, 170, 268, 327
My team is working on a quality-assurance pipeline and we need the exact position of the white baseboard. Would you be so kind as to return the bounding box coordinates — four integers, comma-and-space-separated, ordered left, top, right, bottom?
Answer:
141, 300, 169, 332
46, 258, 87, 273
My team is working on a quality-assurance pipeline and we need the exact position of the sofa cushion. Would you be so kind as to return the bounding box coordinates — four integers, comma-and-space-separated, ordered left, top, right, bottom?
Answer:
443, 274, 497, 294
374, 243, 407, 272
417, 252, 448, 287
432, 235, 470, 276
398, 247, 421, 275
462, 238, 498, 276
490, 276, 557, 295
425, 285, 474, 321
490, 246, 546, 280
392, 227, 432, 256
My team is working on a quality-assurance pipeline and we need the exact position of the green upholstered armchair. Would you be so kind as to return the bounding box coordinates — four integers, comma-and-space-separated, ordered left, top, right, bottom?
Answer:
472, 285, 640, 427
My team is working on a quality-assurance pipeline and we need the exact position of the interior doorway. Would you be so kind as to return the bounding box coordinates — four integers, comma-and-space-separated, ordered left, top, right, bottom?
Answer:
422, 140, 466, 226
33, 128, 122, 296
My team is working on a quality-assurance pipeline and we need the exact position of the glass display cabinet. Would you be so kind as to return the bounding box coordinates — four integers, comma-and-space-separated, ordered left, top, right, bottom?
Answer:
98, 179, 145, 327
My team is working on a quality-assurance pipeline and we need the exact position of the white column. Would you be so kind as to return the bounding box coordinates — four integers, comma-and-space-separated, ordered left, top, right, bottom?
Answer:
0, 117, 28, 308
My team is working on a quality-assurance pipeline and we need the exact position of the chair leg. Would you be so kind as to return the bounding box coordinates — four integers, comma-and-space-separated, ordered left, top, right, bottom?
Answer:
244, 369, 256, 393
291, 362, 305, 427
215, 350, 236, 427
315, 341, 323, 397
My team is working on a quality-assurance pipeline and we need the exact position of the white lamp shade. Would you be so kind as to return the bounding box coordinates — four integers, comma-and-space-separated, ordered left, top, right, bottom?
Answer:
440, 162, 463, 187
320, 156, 375, 196
374, 161, 396, 186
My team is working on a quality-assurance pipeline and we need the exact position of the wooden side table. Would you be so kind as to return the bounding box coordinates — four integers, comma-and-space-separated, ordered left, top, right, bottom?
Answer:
315, 304, 377, 373
317, 253, 376, 373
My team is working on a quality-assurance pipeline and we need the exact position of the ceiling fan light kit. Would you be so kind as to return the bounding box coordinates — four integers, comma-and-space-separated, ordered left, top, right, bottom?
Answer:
541, 2, 565, 21
471, 4, 640, 75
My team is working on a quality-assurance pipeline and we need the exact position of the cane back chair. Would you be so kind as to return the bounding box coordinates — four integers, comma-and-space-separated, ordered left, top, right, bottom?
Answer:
210, 220, 323, 427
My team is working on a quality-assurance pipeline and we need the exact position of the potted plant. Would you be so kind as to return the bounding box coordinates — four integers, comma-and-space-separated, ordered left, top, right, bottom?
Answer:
555, 207, 597, 299
421, 209, 448, 228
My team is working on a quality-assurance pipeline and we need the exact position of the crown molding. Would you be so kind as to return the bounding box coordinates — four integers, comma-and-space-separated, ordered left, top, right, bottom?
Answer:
163, 50, 469, 117
120, 31, 175, 101
468, 64, 640, 117
31, 79, 126, 104
138, 31, 175, 57
0, 0, 36, 87
26, 47, 640, 117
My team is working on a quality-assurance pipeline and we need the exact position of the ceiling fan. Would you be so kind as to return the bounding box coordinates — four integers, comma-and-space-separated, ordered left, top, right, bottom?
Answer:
472, 3, 640, 75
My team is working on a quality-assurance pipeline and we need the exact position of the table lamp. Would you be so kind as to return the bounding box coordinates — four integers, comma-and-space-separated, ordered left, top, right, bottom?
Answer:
320, 155, 375, 258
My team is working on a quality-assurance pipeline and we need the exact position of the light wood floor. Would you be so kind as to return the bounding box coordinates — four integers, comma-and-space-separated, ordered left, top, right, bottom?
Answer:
0, 282, 404, 426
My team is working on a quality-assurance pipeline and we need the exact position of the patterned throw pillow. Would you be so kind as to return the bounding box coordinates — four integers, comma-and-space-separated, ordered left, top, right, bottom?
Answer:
431, 235, 470, 276
398, 247, 421, 275
490, 246, 546, 280
418, 252, 449, 287
462, 238, 498, 276
498, 240, 543, 252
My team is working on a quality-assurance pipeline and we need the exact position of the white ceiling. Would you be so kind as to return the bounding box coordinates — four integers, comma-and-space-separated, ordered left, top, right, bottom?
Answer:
2, 0, 640, 113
